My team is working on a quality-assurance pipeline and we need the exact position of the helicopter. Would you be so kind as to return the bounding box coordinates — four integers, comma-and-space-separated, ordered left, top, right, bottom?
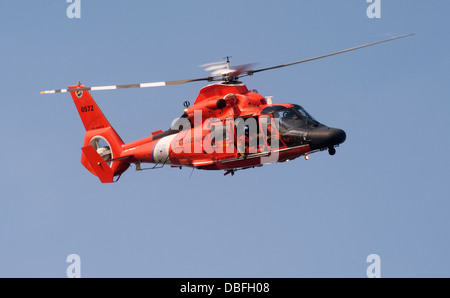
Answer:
41, 34, 413, 183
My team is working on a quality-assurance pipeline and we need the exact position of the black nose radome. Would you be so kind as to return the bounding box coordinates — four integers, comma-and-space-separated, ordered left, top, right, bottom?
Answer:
308, 127, 346, 150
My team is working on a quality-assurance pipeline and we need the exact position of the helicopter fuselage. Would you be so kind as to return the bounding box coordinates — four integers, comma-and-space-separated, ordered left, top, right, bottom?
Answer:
118, 83, 346, 174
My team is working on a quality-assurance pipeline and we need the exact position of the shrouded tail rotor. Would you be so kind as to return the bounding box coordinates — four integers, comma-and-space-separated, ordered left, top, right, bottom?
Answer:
89, 136, 112, 165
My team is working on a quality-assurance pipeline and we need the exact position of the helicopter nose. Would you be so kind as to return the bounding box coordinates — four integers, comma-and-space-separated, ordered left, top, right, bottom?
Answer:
308, 127, 346, 150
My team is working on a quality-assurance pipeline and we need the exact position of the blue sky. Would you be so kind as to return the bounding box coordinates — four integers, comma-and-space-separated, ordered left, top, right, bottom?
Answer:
1, 1, 449, 277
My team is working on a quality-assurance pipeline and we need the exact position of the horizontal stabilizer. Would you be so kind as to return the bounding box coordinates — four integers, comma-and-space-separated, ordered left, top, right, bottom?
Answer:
81, 146, 114, 183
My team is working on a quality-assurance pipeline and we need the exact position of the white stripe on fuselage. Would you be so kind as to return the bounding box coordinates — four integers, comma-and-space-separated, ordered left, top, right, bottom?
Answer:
152, 134, 177, 164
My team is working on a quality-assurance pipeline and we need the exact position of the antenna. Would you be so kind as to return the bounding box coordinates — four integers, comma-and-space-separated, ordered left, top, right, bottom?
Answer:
224, 56, 232, 70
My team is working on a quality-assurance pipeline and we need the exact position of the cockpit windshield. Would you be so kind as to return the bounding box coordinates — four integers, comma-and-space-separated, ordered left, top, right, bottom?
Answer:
261, 104, 319, 132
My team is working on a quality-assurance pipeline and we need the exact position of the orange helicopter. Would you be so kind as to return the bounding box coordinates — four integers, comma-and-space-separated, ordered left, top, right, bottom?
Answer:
41, 34, 413, 183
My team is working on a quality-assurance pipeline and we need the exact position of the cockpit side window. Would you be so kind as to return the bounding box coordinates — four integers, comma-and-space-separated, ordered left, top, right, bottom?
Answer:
261, 105, 319, 132
292, 104, 318, 123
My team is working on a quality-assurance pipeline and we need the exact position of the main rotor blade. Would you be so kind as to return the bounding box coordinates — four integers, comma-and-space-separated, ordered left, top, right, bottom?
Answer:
244, 33, 415, 76
40, 76, 214, 94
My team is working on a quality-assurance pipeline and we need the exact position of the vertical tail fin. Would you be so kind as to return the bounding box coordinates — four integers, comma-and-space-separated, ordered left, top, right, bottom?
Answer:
69, 84, 130, 183
69, 84, 112, 131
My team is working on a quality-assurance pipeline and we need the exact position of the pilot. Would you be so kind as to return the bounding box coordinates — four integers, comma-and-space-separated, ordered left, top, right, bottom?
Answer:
283, 109, 299, 120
